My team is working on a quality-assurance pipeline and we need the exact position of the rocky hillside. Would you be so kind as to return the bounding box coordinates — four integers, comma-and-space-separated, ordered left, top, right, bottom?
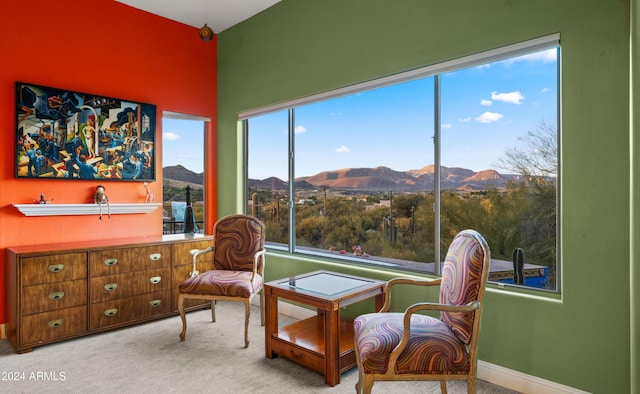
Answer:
163, 165, 204, 189
251, 165, 522, 192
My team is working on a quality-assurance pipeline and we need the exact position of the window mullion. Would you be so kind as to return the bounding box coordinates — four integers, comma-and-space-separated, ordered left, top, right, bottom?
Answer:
434, 75, 442, 275
288, 108, 296, 253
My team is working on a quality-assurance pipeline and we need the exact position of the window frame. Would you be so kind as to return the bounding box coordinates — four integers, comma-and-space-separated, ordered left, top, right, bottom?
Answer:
242, 34, 561, 293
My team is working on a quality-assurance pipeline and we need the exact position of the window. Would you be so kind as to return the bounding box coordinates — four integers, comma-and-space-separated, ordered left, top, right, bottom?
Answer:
244, 35, 559, 292
162, 113, 208, 234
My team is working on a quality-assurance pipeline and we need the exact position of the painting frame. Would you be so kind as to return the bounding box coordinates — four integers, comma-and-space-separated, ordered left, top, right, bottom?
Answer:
15, 81, 156, 181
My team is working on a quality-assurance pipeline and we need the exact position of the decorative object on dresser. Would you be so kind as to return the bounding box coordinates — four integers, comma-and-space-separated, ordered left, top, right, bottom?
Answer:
5, 234, 214, 354
93, 185, 110, 220
177, 214, 266, 348
352, 230, 491, 394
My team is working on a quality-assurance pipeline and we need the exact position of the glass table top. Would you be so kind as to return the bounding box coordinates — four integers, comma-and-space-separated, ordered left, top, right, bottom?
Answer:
284, 272, 373, 296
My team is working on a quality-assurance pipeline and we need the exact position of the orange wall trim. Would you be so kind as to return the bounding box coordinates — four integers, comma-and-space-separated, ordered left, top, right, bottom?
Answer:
0, 0, 218, 323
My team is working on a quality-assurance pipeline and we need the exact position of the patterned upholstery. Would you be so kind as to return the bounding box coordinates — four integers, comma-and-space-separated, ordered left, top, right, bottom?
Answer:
178, 270, 263, 298
177, 214, 266, 348
353, 313, 469, 374
440, 232, 487, 344
353, 230, 490, 394
212, 215, 266, 272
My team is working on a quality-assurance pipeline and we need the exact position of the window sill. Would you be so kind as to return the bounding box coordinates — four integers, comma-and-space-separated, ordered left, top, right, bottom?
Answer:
13, 203, 161, 216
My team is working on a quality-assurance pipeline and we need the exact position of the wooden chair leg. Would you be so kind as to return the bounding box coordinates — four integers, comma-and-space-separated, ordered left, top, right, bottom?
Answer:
440, 380, 448, 394
354, 331, 365, 394
260, 289, 265, 326
178, 294, 187, 341
355, 369, 364, 394
467, 376, 476, 394
243, 299, 250, 348
362, 374, 374, 394
211, 300, 216, 322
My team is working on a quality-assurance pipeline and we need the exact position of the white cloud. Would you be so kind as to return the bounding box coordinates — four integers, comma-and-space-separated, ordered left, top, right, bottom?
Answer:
295, 125, 307, 134
541, 87, 551, 93
163, 132, 180, 140
502, 48, 557, 66
491, 91, 525, 104
459, 117, 472, 123
476, 112, 504, 123
335, 145, 350, 153
481, 99, 492, 106
442, 123, 451, 129
516, 48, 557, 64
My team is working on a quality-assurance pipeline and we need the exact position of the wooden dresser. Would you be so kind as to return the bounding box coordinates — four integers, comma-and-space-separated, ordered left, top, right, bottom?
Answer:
5, 234, 214, 353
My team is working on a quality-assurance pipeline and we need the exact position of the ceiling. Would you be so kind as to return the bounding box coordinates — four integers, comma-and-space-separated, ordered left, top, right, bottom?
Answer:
115, 0, 281, 33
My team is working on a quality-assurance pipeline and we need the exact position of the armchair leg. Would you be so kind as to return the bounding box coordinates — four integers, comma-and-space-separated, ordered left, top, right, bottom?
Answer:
440, 380, 448, 394
361, 374, 374, 394
211, 300, 216, 322
467, 376, 476, 394
260, 289, 265, 326
178, 294, 187, 341
243, 299, 251, 348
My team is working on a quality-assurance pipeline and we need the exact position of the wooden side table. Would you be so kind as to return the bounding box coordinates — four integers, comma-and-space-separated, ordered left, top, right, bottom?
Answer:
264, 270, 385, 386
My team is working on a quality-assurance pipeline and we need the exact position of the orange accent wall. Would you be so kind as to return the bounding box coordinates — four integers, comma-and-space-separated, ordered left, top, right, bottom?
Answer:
0, 0, 218, 324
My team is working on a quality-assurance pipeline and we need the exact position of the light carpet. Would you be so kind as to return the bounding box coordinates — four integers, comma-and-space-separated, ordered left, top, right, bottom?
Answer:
0, 302, 520, 393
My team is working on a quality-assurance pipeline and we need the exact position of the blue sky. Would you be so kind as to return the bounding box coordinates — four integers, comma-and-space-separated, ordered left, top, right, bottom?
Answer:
248, 47, 557, 181
162, 48, 557, 180
162, 118, 206, 173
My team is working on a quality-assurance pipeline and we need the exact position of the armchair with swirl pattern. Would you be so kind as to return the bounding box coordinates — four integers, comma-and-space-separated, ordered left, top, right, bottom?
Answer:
177, 214, 266, 348
353, 229, 490, 393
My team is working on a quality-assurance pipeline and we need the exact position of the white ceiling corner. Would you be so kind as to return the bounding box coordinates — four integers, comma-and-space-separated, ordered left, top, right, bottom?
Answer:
115, 0, 280, 33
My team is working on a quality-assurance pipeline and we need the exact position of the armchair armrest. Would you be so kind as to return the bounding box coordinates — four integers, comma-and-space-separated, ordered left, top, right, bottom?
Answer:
380, 277, 441, 312
250, 249, 266, 281
386, 300, 481, 370
189, 247, 213, 277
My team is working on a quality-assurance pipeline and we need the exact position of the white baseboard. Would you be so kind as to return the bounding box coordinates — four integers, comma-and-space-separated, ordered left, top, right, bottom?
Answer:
269, 300, 587, 394
477, 360, 589, 394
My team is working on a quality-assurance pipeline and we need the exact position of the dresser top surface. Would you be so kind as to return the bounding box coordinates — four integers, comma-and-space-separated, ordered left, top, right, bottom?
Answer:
6, 234, 213, 255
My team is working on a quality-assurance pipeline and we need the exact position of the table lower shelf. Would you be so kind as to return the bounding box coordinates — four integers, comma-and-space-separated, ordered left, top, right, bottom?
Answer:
269, 315, 357, 374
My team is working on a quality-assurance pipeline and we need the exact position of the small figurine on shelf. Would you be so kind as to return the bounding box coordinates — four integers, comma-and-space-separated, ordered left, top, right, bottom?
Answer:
143, 182, 155, 203
94, 185, 111, 220
33, 193, 53, 204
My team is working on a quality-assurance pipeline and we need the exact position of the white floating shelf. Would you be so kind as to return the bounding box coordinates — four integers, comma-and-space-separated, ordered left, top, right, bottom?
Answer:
13, 203, 161, 217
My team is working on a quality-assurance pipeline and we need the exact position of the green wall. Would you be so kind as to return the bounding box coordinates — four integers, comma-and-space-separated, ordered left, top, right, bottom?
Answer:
217, 1, 633, 392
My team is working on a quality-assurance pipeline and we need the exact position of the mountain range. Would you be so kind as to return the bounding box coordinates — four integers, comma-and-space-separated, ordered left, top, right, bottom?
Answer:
249, 165, 522, 192
165, 164, 522, 192
163, 165, 204, 189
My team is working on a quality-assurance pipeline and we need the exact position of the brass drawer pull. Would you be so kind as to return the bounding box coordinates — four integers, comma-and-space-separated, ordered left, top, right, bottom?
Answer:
48, 291, 65, 300
104, 283, 119, 291
104, 308, 118, 317
149, 253, 162, 261
149, 300, 162, 307
48, 319, 64, 328
149, 276, 161, 285
104, 258, 118, 266
48, 264, 65, 273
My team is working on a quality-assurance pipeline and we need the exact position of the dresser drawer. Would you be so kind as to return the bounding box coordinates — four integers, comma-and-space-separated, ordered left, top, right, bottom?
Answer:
22, 279, 87, 315
89, 245, 171, 276
21, 306, 88, 346
90, 290, 172, 330
172, 240, 213, 267
21, 253, 87, 286
90, 267, 171, 303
